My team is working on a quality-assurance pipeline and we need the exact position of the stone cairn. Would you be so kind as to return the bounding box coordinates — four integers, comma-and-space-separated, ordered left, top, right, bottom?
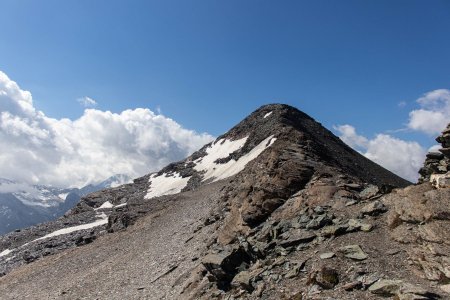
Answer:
419, 123, 450, 187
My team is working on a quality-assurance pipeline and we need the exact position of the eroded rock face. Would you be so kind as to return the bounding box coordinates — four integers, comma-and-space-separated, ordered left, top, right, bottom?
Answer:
385, 184, 450, 283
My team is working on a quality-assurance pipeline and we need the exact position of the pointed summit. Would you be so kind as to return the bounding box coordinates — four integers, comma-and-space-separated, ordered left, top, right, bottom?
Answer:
144, 104, 408, 201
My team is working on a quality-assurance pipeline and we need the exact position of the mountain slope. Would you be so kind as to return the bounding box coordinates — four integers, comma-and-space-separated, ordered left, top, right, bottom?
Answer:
0, 175, 132, 235
2, 104, 445, 300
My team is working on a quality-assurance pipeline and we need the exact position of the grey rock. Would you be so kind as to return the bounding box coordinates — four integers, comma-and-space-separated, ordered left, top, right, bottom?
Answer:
360, 185, 380, 199
361, 200, 387, 216
397, 283, 441, 300
320, 224, 349, 237
319, 252, 335, 259
368, 279, 403, 296
314, 266, 339, 289
339, 245, 368, 261
278, 230, 316, 248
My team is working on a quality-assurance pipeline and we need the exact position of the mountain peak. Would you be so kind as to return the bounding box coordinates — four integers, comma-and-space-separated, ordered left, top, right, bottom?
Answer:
1, 104, 428, 300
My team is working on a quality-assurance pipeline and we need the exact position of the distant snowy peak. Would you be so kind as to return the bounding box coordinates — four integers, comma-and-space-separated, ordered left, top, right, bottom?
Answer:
0, 179, 72, 207
98, 174, 133, 188
0, 174, 132, 208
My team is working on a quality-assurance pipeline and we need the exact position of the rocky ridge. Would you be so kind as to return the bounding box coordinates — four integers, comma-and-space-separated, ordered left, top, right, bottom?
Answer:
0, 105, 448, 300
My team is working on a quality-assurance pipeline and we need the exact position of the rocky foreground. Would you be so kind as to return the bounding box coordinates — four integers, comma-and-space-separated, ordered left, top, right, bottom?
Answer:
0, 104, 449, 299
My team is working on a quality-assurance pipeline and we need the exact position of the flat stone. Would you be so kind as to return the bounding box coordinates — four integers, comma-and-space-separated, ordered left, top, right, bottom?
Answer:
360, 185, 379, 199
345, 183, 362, 190
427, 152, 445, 160
319, 252, 335, 260
368, 279, 403, 296
439, 147, 450, 156
339, 245, 368, 261
278, 230, 316, 248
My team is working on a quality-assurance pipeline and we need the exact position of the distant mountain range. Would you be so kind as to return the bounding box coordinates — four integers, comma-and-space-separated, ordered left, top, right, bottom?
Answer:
0, 175, 131, 235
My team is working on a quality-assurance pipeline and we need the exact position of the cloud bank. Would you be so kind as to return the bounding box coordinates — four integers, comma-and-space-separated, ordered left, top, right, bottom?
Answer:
0, 71, 214, 188
335, 124, 426, 182
335, 88, 450, 182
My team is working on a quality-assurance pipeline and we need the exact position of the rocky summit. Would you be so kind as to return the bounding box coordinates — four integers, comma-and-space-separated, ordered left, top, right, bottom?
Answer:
0, 104, 448, 300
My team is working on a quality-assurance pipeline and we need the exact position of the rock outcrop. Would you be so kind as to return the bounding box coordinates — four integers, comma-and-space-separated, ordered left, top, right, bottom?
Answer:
0, 104, 448, 300
419, 123, 450, 188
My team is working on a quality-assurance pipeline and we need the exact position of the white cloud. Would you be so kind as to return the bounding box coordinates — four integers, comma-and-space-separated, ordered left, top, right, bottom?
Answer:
335, 88, 450, 182
77, 96, 97, 107
364, 134, 426, 182
333, 125, 368, 149
408, 89, 450, 135
335, 125, 426, 182
0, 71, 214, 188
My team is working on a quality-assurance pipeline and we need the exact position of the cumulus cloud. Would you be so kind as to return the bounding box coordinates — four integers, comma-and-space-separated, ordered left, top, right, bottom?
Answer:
0, 71, 214, 188
333, 125, 368, 149
335, 125, 426, 182
408, 89, 450, 135
77, 96, 97, 107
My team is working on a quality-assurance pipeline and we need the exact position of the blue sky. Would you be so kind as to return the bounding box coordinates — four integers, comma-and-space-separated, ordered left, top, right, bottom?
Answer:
0, 0, 449, 184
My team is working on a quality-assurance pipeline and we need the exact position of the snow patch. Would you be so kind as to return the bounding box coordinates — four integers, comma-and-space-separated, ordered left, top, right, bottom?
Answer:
114, 203, 127, 208
195, 135, 276, 182
193, 137, 248, 181
263, 111, 273, 118
144, 135, 277, 199
145, 172, 191, 199
97, 201, 114, 209
33, 213, 108, 242
0, 249, 11, 258
58, 193, 69, 200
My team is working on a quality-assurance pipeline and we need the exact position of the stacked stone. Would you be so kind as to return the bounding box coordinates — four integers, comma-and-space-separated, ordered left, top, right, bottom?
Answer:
418, 123, 450, 186
436, 123, 450, 160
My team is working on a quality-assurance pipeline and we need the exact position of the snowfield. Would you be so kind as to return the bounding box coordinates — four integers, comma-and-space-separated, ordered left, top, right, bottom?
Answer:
0, 249, 11, 258
34, 213, 108, 242
145, 135, 276, 199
